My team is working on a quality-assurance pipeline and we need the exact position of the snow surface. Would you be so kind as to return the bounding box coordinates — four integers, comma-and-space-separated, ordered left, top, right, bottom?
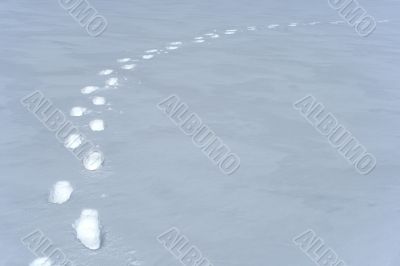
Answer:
2, 1, 400, 266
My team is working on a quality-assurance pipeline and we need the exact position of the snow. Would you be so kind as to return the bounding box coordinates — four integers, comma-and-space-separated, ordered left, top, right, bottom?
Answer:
117, 58, 131, 63
89, 119, 105, 131
73, 209, 102, 250
98, 69, 113, 75
69, 106, 87, 117
121, 64, 136, 70
106, 77, 119, 87
83, 150, 104, 171
142, 54, 154, 60
81, 86, 99, 95
29, 257, 52, 266
64, 134, 83, 149
92, 96, 106, 106
48, 181, 73, 204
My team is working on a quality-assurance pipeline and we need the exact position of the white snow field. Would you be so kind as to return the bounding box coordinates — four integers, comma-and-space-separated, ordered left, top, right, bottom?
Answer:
74, 209, 102, 250
48, 181, 73, 204
1, 0, 400, 266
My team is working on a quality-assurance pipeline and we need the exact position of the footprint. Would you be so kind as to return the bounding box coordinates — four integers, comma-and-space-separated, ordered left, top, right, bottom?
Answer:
70, 106, 87, 117
142, 54, 154, 60
64, 134, 84, 149
81, 86, 99, 95
83, 151, 104, 171
145, 49, 158, 53
106, 77, 119, 87
170, 41, 183, 46
73, 209, 102, 250
89, 119, 105, 131
224, 29, 237, 35
92, 96, 106, 106
288, 22, 297, 27
166, 46, 179, 50
29, 257, 52, 266
330, 21, 344, 24
98, 69, 113, 76
117, 58, 131, 63
268, 24, 279, 29
121, 64, 136, 70
49, 181, 73, 204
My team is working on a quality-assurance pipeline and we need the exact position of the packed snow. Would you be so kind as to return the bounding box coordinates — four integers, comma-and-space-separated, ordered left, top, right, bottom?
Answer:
83, 150, 104, 171
89, 119, 105, 131
74, 209, 102, 250
69, 106, 87, 117
29, 257, 52, 266
48, 181, 73, 204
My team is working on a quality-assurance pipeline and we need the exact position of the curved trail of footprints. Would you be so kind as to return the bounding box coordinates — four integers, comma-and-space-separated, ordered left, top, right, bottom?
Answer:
36, 19, 391, 266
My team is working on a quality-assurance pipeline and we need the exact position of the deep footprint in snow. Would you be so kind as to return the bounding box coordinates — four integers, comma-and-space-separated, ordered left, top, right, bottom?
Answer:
117, 58, 131, 63
268, 24, 279, 29
98, 69, 114, 76
142, 54, 154, 60
92, 96, 106, 106
70, 106, 87, 117
64, 133, 83, 149
81, 86, 99, 95
74, 209, 102, 250
121, 64, 136, 70
106, 77, 119, 87
83, 150, 104, 171
224, 29, 237, 34
89, 119, 105, 131
29, 257, 52, 266
145, 49, 158, 53
48, 181, 73, 204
